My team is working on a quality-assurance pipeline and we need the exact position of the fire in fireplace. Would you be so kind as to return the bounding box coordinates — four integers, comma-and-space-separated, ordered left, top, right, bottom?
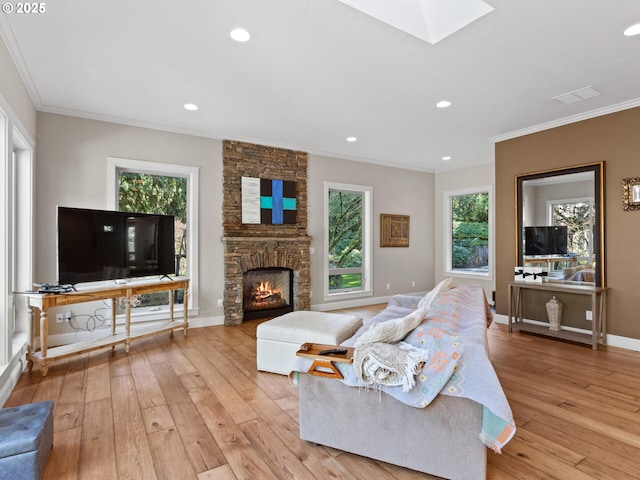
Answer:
243, 267, 294, 320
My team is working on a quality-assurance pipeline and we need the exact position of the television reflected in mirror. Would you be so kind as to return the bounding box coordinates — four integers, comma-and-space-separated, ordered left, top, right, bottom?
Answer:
524, 226, 568, 256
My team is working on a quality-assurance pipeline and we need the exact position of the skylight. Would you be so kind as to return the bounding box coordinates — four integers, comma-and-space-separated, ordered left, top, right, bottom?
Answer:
337, 0, 494, 45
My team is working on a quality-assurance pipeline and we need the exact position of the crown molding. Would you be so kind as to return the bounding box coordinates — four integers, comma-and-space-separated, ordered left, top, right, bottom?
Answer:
38, 104, 437, 174
0, 17, 43, 109
491, 97, 640, 143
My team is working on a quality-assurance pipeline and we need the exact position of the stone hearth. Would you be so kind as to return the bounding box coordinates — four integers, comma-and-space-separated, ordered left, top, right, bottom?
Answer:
221, 140, 311, 325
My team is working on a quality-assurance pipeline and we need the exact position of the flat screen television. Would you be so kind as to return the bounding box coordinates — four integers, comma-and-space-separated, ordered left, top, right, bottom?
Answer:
524, 226, 568, 256
57, 206, 175, 284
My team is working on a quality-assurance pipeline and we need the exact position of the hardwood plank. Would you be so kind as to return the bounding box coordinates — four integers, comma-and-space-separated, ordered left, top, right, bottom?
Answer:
54, 402, 84, 432
147, 426, 197, 480
524, 419, 640, 479
83, 352, 111, 403
239, 418, 318, 480
78, 399, 117, 479
162, 341, 197, 376
32, 372, 64, 404
111, 374, 158, 480
151, 361, 197, 405
181, 345, 258, 425
197, 464, 238, 480
2, 370, 40, 407
239, 384, 359, 479
188, 387, 278, 480
168, 400, 227, 474
337, 451, 417, 479
129, 350, 167, 409
44, 426, 82, 480
142, 403, 175, 434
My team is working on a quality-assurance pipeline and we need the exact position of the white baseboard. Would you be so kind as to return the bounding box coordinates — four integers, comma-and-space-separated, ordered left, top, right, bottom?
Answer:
0, 343, 29, 406
492, 313, 640, 352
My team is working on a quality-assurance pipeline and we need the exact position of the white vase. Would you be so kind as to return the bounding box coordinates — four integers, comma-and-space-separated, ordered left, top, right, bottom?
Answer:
546, 296, 562, 332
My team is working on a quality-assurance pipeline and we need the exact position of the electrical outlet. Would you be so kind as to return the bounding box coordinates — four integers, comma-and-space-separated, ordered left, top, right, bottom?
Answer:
64, 311, 73, 321
586, 310, 593, 321
386, 282, 391, 290
217, 299, 223, 308
56, 313, 64, 324
411, 280, 416, 287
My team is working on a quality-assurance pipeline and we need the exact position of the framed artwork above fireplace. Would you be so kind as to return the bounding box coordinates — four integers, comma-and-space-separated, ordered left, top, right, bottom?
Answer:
241, 176, 297, 224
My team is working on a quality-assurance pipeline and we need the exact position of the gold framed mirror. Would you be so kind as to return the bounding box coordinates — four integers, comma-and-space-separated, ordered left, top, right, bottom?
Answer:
516, 162, 605, 287
622, 177, 640, 211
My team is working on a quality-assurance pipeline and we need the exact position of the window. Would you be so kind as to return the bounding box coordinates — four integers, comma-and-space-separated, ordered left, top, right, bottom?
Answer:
107, 157, 199, 314
445, 187, 493, 279
0, 103, 35, 366
548, 198, 594, 262
324, 182, 373, 300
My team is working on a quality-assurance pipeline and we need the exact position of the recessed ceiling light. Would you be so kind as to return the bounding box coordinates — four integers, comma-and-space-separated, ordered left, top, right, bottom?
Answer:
184, 103, 198, 111
442, 156, 452, 161
230, 28, 251, 42
436, 100, 452, 108
346, 136, 357, 142
624, 23, 640, 36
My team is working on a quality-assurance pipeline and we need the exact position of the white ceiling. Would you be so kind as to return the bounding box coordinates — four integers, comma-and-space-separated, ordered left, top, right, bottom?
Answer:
1, 0, 639, 172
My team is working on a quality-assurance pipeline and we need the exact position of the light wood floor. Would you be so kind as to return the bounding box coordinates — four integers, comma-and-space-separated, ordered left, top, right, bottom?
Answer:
6, 304, 640, 479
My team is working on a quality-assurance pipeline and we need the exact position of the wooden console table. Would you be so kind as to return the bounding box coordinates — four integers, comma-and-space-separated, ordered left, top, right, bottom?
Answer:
25, 277, 189, 376
508, 281, 606, 350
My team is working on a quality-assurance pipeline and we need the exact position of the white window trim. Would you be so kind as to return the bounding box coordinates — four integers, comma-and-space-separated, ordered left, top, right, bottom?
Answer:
106, 157, 200, 315
0, 93, 35, 371
443, 185, 494, 281
324, 181, 373, 301
546, 196, 594, 260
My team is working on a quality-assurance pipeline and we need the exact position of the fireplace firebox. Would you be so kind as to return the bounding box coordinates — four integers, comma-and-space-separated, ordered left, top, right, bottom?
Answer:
243, 267, 294, 320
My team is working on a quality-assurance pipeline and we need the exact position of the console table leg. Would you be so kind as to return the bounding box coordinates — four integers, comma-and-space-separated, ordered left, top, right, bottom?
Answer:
40, 309, 48, 376
184, 288, 190, 336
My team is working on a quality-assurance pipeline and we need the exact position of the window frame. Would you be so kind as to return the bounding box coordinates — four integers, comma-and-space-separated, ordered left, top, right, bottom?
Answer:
324, 181, 373, 301
443, 185, 494, 280
546, 196, 594, 262
0, 98, 35, 368
106, 157, 199, 317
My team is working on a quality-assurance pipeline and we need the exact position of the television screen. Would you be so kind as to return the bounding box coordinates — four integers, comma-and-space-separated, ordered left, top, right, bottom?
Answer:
57, 207, 175, 284
524, 226, 568, 256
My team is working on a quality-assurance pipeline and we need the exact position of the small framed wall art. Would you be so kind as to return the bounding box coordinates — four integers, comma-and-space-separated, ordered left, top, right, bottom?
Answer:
380, 214, 410, 247
622, 177, 640, 211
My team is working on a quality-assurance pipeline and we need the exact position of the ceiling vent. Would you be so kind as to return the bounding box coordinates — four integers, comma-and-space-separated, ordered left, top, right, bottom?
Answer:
552, 86, 603, 105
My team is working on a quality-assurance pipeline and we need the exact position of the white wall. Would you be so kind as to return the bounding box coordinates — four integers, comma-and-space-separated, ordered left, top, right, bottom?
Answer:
434, 162, 495, 301
308, 154, 435, 308
34, 114, 438, 333
35, 112, 225, 333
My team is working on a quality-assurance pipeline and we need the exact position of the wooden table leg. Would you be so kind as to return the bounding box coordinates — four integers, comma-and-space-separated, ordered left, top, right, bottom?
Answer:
40, 308, 49, 376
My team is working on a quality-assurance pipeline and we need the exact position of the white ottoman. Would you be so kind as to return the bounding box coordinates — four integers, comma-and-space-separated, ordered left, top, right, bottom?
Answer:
256, 311, 363, 375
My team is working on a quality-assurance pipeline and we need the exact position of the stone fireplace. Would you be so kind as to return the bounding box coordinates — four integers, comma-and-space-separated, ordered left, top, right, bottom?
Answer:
222, 140, 311, 325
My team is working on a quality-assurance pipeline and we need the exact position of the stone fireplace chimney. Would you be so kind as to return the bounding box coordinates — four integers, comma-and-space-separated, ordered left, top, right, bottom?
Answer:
221, 140, 311, 325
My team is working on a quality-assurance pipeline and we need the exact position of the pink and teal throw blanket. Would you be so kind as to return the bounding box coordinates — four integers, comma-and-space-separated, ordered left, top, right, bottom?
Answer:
292, 284, 516, 453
